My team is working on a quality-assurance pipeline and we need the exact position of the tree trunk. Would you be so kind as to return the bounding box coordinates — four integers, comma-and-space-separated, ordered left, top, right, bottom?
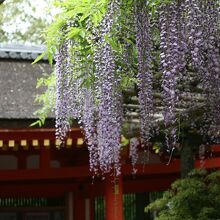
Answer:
180, 139, 194, 178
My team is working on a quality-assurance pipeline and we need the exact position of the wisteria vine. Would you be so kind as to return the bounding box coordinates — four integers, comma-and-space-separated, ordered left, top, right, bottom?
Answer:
52, 0, 220, 175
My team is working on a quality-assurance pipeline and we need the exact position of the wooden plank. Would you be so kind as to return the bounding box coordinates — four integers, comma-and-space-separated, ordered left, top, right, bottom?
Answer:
0, 176, 177, 197
123, 176, 178, 193
0, 157, 218, 182
0, 183, 77, 197
0, 166, 91, 182
122, 160, 181, 175
211, 145, 220, 152
0, 128, 83, 141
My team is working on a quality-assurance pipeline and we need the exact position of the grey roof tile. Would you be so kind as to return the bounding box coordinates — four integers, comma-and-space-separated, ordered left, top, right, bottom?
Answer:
0, 44, 47, 61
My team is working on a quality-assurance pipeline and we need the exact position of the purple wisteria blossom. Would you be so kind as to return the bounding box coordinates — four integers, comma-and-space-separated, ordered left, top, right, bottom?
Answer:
68, 47, 83, 120
135, 0, 154, 145
94, 0, 122, 175
54, 0, 220, 174
185, 0, 206, 73
160, 2, 182, 148
129, 137, 139, 174
203, 1, 220, 141
185, 0, 220, 140
55, 41, 83, 144
81, 88, 99, 173
55, 42, 70, 143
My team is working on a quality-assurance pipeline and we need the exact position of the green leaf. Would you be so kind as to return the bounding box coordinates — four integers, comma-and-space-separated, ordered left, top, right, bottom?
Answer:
32, 51, 47, 64
121, 136, 129, 146
30, 120, 42, 127
79, 13, 90, 22
79, 29, 86, 38
67, 27, 81, 39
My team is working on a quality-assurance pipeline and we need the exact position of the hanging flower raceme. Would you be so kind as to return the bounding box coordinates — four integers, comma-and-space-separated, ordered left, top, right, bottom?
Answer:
55, 40, 84, 144
129, 137, 139, 174
135, 0, 154, 145
55, 41, 71, 143
160, 2, 182, 148
94, 0, 123, 175
67, 45, 83, 120
185, 0, 206, 74
185, 0, 220, 140
55, 39, 99, 171
203, 0, 220, 141
81, 88, 99, 173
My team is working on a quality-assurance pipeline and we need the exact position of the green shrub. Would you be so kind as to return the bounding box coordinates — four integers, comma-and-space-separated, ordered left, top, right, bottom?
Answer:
146, 169, 220, 220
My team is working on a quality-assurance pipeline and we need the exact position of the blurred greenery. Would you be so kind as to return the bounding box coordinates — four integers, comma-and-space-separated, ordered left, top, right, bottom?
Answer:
146, 169, 220, 220
0, 0, 52, 44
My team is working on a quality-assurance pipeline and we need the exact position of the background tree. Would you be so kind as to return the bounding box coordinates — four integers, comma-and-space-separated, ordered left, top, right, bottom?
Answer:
0, 0, 52, 44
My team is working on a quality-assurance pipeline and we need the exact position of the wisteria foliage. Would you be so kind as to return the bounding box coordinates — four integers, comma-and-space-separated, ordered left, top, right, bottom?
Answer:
43, 0, 220, 174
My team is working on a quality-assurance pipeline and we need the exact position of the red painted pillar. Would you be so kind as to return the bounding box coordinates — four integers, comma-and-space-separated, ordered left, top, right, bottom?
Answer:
105, 174, 123, 220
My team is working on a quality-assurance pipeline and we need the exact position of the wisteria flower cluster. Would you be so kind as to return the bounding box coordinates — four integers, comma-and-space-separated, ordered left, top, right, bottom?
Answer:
54, 0, 220, 175
55, 0, 123, 175
159, 0, 220, 147
94, 0, 122, 175
135, 0, 154, 145
55, 42, 70, 143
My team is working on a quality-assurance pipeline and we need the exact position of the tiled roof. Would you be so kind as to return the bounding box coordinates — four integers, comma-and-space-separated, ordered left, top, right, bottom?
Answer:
0, 44, 47, 61
0, 44, 52, 119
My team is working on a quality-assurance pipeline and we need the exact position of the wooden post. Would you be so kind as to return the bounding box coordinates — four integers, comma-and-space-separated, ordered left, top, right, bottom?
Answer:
105, 174, 123, 220
85, 198, 94, 220
89, 198, 94, 220
40, 147, 51, 170
66, 192, 73, 220
74, 193, 86, 220
18, 155, 26, 169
